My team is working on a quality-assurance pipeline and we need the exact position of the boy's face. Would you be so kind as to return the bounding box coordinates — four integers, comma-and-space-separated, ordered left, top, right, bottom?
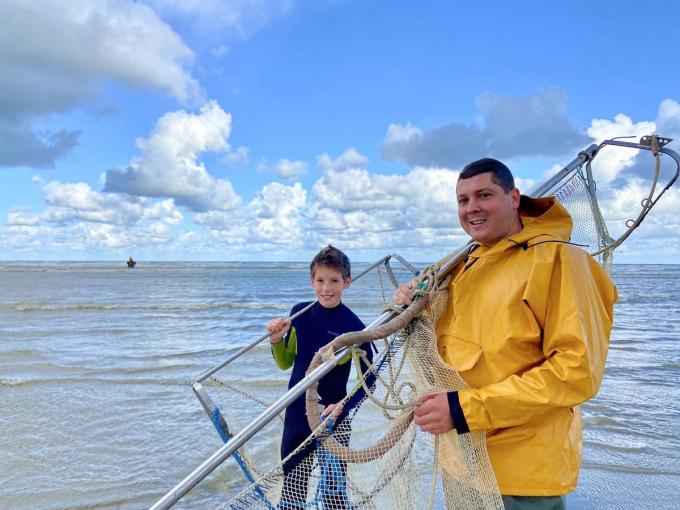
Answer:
310, 264, 350, 308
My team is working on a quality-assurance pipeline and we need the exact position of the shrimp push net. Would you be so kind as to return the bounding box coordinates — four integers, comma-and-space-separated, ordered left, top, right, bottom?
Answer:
182, 136, 679, 510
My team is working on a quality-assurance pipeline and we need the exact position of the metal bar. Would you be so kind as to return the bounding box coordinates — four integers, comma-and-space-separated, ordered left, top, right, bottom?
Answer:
590, 138, 680, 169
352, 255, 392, 280
384, 259, 400, 288
389, 254, 419, 275
660, 147, 680, 167
602, 139, 665, 151
600, 140, 680, 169
192, 383, 231, 437
383, 253, 420, 290
530, 144, 598, 197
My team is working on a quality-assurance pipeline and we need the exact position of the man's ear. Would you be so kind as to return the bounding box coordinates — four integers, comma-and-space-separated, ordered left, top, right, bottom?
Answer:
510, 188, 521, 209
343, 276, 351, 289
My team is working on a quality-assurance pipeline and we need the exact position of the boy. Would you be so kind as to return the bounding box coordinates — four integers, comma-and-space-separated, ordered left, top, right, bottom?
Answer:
267, 245, 373, 509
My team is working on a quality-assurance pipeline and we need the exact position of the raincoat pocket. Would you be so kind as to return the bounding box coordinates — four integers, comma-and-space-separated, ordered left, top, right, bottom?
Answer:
440, 334, 482, 372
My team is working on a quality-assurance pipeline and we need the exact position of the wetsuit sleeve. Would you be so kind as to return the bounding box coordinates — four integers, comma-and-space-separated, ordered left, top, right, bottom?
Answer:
270, 326, 297, 370
457, 246, 617, 432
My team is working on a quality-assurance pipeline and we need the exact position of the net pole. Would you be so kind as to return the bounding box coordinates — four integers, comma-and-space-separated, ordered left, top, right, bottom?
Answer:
193, 300, 317, 384
530, 144, 598, 197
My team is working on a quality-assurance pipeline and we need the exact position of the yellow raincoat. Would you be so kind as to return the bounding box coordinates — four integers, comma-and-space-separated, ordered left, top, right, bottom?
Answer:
436, 195, 617, 496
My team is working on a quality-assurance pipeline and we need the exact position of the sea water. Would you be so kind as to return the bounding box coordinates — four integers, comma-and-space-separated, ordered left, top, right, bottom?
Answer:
0, 262, 678, 509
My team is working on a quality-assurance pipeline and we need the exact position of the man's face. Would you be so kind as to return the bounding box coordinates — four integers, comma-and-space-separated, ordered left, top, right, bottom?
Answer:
310, 264, 350, 308
456, 172, 521, 247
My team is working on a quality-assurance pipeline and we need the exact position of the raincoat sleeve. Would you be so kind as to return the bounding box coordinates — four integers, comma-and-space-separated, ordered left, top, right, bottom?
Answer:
457, 245, 618, 432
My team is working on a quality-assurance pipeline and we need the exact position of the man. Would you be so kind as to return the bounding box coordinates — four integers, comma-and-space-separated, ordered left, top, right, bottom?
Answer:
396, 158, 617, 510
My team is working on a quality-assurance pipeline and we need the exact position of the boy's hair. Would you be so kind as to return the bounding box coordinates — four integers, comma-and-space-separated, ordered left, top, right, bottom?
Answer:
310, 245, 351, 280
459, 157, 515, 193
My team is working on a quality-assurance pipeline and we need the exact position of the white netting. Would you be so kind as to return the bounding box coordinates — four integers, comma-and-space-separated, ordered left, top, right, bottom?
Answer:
542, 165, 613, 269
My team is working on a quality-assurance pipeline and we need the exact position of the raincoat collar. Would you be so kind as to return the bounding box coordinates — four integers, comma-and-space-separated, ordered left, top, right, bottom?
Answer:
469, 195, 573, 259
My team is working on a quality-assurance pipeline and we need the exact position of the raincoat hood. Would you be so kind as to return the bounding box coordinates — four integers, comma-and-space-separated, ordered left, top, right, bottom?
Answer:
470, 195, 573, 259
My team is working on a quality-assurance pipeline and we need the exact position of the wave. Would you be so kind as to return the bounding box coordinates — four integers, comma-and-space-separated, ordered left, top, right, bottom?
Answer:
584, 439, 647, 452
581, 461, 677, 476
1, 375, 192, 387
583, 416, 620, 427
208, 376, 287, 389
126, 348, 227, 360
94, 364, 198, 376
0, 301, 295, 313
1, 378, 32, 386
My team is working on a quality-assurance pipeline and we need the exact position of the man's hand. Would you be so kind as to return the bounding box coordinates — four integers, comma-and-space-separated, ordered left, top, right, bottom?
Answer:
414, 392, 454, 434
321, 402, 344, 419
266, 317, 291, 344
393, 281, 416, 306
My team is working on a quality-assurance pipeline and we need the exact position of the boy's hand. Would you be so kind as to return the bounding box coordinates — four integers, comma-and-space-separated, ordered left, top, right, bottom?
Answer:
321, 402, 344, 419
414, 392, 454, 434
393, 281, 416, 306
266, 317, 291, 344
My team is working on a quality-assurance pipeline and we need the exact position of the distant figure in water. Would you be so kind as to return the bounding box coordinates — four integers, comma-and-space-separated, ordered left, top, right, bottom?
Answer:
127, 256, 136, 269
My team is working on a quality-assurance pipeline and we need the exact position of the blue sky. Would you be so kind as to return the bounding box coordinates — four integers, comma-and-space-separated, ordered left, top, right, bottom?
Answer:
1, 0, 679, 262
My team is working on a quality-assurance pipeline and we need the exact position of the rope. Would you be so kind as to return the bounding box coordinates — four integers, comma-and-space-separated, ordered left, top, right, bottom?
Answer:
304, 292, 431, 463
351, 346, 418, 412
209, 376, 285, 424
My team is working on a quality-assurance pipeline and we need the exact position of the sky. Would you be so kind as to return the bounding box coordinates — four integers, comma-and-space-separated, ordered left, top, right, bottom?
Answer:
1, 0, 680, 263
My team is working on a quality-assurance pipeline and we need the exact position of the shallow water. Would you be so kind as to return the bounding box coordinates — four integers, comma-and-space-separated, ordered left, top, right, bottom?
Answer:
0, 262, 678, 509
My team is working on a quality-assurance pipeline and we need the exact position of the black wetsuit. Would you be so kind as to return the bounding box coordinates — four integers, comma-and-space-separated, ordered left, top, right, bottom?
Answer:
271, 301, 372, 508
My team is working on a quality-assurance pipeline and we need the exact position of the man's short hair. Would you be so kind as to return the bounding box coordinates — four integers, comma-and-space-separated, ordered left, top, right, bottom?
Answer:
310, 245, 351, 279
459, 158, 515, 192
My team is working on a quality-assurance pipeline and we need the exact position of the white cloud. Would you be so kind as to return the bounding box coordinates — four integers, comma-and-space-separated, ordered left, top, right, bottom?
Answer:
248, 182, 307, 244
656, 99, 680, 147
193, 181, 307, 249
595, 176, 680, 261
0, 0, 203, 168
6, 210, 40, 226
105, 101, 242, 211
276, 159, 308, 179
317, 148, 369, 172
307, 165, 464, 250
383, 122, 423, 147
146, 0, 297, 39
2, 180, 188, 255
382, 88, 590, 168
0, 0, 202, 113
30, 181, 183, 226
224, 146, 250, 166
